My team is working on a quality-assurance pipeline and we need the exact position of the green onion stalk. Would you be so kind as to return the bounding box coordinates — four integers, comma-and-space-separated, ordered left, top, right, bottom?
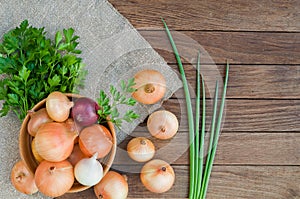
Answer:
163, 19, 230, 199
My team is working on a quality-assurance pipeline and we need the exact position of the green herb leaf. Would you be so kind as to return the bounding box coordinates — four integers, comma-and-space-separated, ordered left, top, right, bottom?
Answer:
7, 93, 19, 105
48, 74, 61, 87
0, 102, 10, 117
55, 31, 63, 47
123, 110, 139, 122
97, 79, 139, 127
58, 43, 69, 51
126, 98, 136, 106
63, 28, 74, 43
0, 20, 86, 120
19, 66, 31, 82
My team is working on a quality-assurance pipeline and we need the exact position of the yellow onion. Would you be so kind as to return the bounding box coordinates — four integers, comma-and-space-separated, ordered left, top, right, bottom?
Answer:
11, 160, 38, 195
68, 144, 88, 166
140, 159, 175, 193
127, 137, 155, 162
147, 110, 179, 140
94, 171, 128, 199
34, 160, 74, 197
46, 91, 74, 122
27, 108, 53, 136
79, 124, 113, 159
65, 118, 81, 135
31, 138, 44, 163
132, 69, 166, 104
35, 122, 78, 162
74, 153, 103, 186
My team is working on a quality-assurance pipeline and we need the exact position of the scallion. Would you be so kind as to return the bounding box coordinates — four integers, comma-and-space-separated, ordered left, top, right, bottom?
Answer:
163, 19, 229, 199
162, 18, 196, 198
200, 62, 229, 198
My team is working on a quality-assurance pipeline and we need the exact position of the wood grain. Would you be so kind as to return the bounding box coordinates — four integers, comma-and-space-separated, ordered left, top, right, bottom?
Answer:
169, 64, 300, 99
134, 99, 300, 132
113, 132, 300, 165
138, 31, 300, 64
56, 0, 300, 198
110, 0, 300, 32
57, 166, 300, 199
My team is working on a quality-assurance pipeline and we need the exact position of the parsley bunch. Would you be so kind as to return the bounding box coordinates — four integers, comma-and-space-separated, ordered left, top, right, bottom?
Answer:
0, 20, 86, 120
97, 78, 139, 128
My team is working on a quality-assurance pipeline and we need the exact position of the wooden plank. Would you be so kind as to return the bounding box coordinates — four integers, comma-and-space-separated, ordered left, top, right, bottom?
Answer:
169, 64, 300, 99
114, 132, 300, 165
134, 99, 300, 132
110, 0, 300, 32
56, 166, 300, 198
138, 31, 300, 64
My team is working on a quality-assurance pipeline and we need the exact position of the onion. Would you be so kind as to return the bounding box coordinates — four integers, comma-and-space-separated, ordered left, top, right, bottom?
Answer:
74, 153, 103, 186
94, 171, 128, 199
140, 159, 175, 193
27, 108, 53, 136
147, 110, 179, 140
79, 124, 113, 159
71, 97, 99, 127
31, 138, 44, 163
35, 122, 78, 162
68, 144, 87, 166
74, 136, 79, 144
65, 118, 81, 135
11, 160, 38, 195
35, 160, 74, 197
132, 69, 166, 104
127, 137, 155, 162
46, 91, 74, 122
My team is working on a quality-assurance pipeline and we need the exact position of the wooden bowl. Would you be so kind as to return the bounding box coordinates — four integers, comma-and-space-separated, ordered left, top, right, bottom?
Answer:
19, 93, 117, 193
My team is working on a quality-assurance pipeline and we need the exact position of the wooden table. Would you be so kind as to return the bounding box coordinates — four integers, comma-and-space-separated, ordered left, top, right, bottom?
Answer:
58, 0, 300, 198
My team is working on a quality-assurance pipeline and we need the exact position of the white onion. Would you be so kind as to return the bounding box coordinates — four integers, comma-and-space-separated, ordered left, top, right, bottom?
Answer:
74, 153, 103, 186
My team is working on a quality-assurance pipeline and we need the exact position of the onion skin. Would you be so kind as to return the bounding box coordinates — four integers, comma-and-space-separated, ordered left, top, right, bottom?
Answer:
71, 97, 99, 127
127, 137, 155, 162
147, 110, 179, 140
35, 122, 77, 162
140, 159, 175, 193
79, 124, 113, 159
65, 118, 81, 136
132, 69, 166, 104
27, 108, 53, 137
31, 138, 44, 163
94, 171, 128, 199
74, 153, 103, 186
68, 144, 88, 166
35, 160, 74, 197
46, 91, 74, 122
11, 161, 38, 195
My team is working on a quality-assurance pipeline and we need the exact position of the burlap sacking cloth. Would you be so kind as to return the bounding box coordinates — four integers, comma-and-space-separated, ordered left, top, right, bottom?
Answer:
0, 0, 181, 198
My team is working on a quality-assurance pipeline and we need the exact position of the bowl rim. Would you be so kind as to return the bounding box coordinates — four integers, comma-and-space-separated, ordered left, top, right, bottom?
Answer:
19, 93, 117, 193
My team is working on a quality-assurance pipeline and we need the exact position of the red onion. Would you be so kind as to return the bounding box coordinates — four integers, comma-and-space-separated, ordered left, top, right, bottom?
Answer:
71, 97, 100, 127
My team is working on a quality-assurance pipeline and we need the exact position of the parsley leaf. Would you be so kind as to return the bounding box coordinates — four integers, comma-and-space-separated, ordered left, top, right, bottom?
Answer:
97, 78, 139, 128
0, 20, 86, 120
